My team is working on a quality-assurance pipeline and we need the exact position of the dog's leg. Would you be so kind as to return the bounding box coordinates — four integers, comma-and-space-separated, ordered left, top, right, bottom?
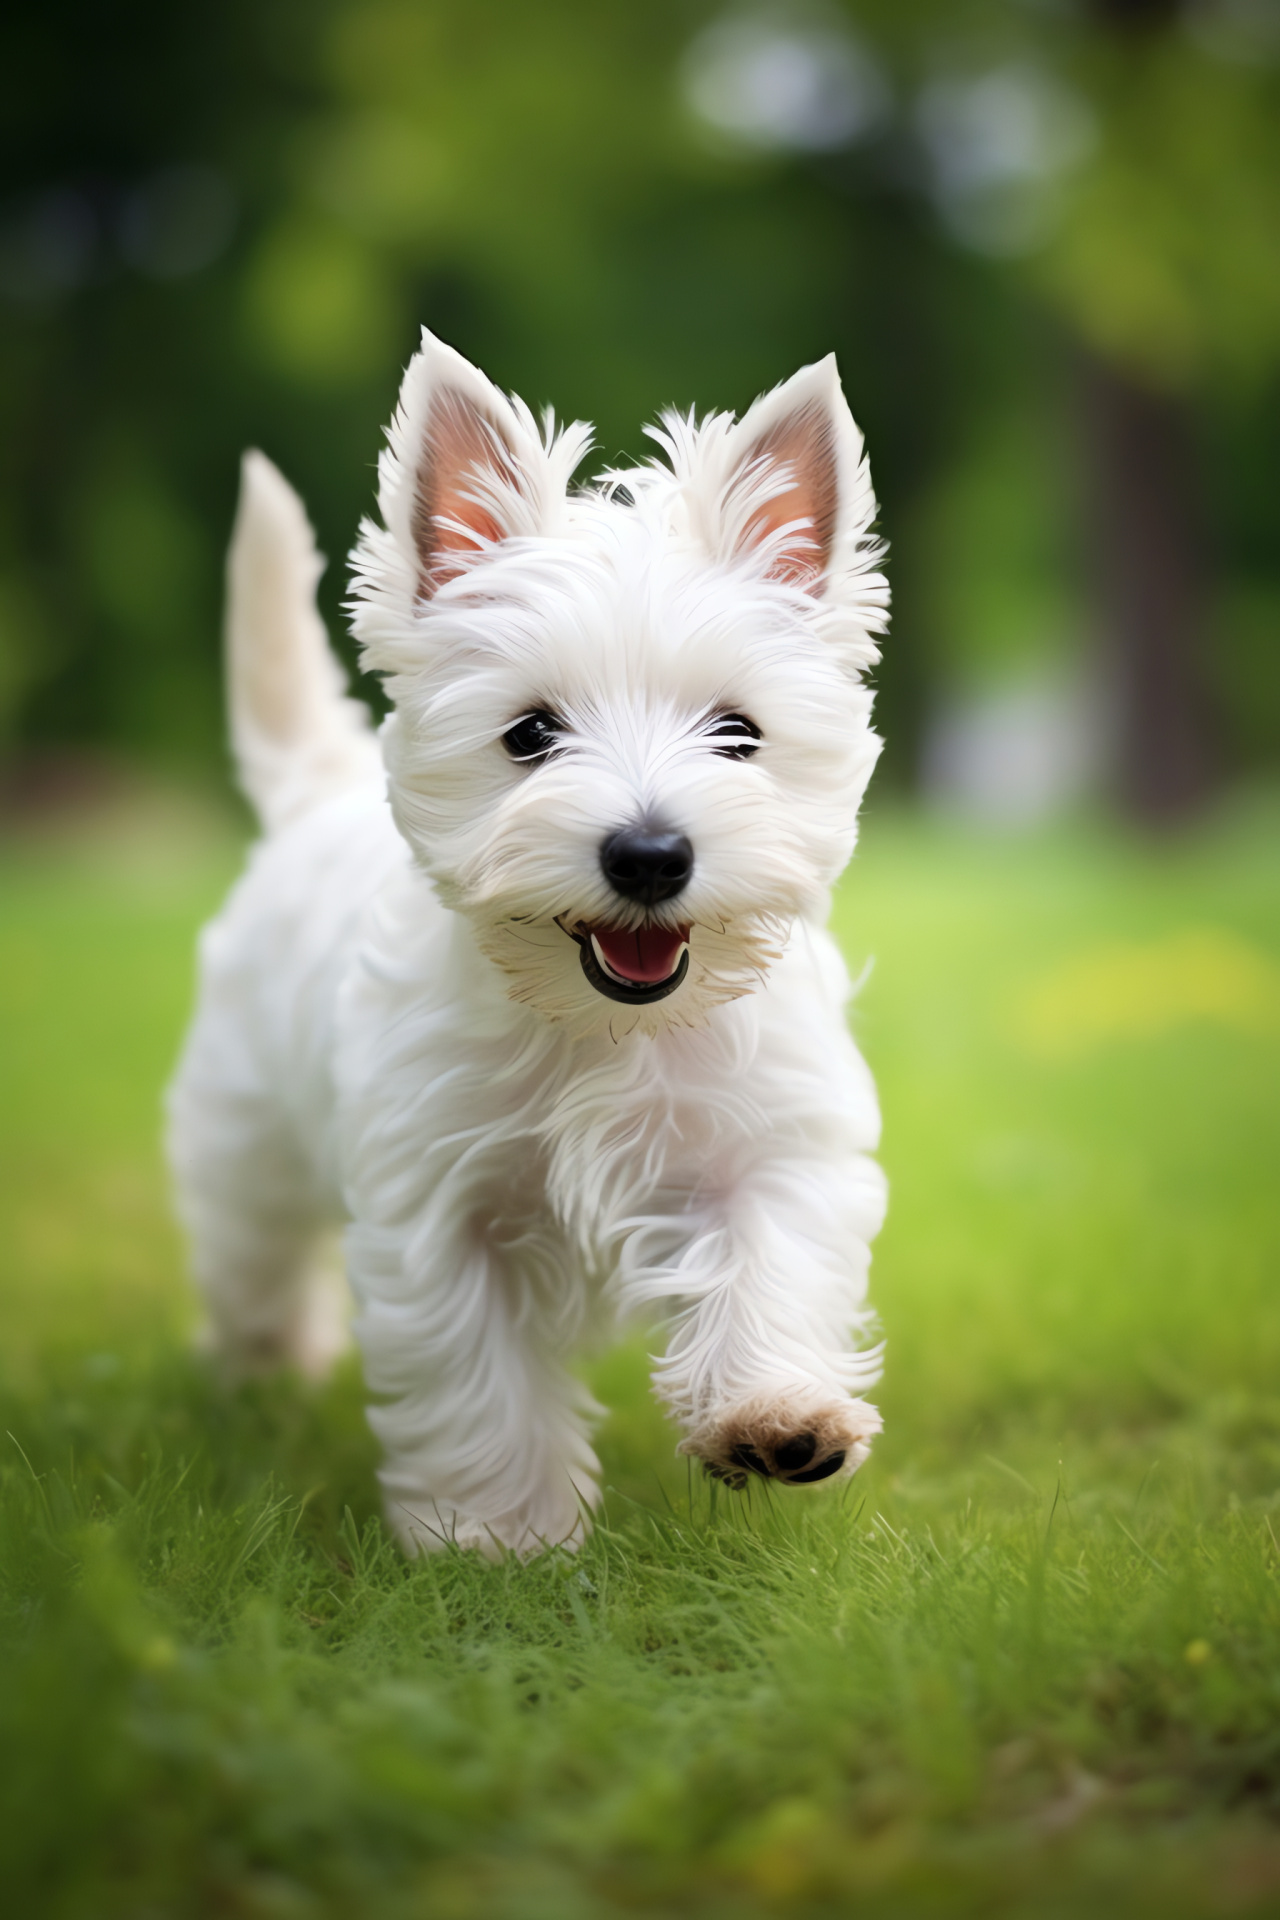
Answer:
633, 1152, 887, 1490
168, 1052, 347, 1380
349, 1215, 601, 1559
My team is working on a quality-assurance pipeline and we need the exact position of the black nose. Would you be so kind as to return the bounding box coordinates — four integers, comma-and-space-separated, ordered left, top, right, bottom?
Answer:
600, 825, 694, 906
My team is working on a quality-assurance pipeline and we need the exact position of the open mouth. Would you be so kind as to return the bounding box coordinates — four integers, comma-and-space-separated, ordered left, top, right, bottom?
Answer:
560, 920, 691, 1005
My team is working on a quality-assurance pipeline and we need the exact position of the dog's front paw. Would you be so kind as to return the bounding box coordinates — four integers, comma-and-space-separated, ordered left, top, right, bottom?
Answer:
679, 1391, 881, 1491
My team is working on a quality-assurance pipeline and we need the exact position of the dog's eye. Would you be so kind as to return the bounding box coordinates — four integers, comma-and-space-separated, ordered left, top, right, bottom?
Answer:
502, 709, 563, 764
706, 713, 762, 760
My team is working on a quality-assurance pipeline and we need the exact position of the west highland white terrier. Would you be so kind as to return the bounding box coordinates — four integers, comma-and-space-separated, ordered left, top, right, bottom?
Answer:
168, 327, 890, 1557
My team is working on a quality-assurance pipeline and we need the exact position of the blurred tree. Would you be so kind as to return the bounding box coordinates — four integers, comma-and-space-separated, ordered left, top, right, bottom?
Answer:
1052, 0, 1280, 820
858, 0, 1280, 817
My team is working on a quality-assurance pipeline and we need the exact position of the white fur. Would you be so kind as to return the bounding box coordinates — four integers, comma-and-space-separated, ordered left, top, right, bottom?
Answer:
168, 329, 890, 1558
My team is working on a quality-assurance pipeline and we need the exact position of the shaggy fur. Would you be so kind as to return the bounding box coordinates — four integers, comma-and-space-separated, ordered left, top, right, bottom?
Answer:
168, 328, 890, 1558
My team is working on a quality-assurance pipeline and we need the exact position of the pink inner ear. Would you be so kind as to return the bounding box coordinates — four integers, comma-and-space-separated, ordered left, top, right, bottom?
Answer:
412, 388, 515, 597
741, 401, 838, 591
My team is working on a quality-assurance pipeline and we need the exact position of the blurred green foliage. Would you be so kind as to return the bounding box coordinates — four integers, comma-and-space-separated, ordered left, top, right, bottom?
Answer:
1, 0, 1278, 787
1039, 22, 1280, 388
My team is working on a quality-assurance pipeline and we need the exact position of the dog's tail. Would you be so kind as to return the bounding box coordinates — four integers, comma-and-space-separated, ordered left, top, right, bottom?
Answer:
225, 450, 382, 834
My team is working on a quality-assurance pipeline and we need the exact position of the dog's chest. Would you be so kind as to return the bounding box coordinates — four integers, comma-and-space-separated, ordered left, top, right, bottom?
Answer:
537, 1013, 763, 1257
339, 866, 769, 1264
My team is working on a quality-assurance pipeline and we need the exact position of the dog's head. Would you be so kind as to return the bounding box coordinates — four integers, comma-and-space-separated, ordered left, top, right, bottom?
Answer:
349, 329, 888, 1036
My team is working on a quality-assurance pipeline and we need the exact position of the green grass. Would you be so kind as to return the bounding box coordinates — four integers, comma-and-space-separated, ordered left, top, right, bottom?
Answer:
3, 792, 1280, 1919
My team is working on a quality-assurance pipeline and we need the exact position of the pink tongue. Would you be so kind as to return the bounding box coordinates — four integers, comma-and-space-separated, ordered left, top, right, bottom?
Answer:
593, 925, 688, 984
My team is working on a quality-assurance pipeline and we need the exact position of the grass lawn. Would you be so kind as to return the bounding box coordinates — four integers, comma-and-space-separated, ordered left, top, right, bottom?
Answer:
2, 790, 1279, 1918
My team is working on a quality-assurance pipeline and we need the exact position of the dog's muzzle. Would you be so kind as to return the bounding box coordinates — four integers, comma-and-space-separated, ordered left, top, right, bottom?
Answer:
559, 920, 691, 1005
560, 820, 695, 1004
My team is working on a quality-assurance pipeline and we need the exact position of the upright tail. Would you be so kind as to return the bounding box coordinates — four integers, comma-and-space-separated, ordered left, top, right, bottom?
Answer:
226, 450, 382, 834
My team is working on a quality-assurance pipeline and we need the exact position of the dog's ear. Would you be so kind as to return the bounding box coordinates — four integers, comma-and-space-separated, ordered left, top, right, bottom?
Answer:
378, 329, 587, 601
700, 356, 871, 596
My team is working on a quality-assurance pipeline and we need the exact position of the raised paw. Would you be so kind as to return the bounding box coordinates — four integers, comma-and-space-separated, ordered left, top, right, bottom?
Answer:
679, 1393, 882, 1491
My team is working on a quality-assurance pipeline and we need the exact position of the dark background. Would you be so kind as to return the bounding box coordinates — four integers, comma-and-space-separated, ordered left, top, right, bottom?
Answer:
2, 0, 1278, 821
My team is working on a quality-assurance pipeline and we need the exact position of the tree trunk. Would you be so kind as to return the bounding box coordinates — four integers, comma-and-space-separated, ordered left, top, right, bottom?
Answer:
1079, 0, 1217, 824
1081, 355, 1216, 823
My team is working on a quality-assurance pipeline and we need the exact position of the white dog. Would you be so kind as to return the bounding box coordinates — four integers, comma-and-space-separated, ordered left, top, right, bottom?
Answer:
168, 328, 890, 1558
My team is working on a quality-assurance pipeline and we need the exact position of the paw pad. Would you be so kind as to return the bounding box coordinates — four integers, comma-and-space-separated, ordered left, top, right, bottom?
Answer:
682, 1394, 880, 1492
711, 1430, 848, 1489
